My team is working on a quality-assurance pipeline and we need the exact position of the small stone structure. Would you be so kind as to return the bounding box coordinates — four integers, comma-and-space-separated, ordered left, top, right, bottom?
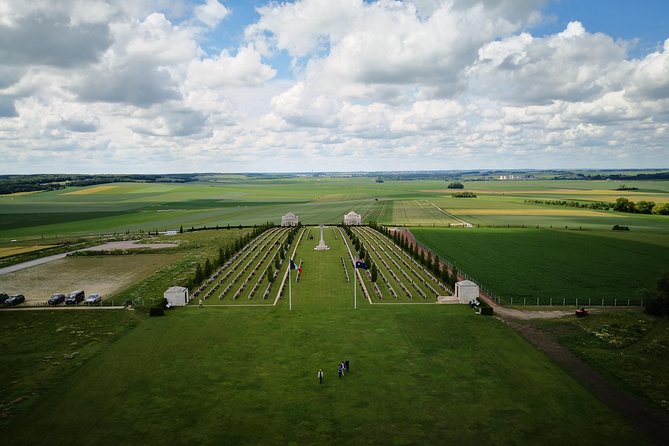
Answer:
455, 280, 479, 304
281, 212, 299, 227
164, 286, 189, 306
343, 211, 362, 225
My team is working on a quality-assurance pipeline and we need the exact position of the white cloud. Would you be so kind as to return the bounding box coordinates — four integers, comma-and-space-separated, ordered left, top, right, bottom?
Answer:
194, 0, 229, 28
186, 46, 276, 88
0, 0, 668, 173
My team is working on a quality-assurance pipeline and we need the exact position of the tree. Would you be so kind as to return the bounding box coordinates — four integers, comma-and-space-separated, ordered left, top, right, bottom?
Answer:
642, 271, 669, 317
613, 197, 635, 213
652, 203, 669, 215
371, 264, 378, 283
204, 258, 213, 277
179, 225, 183, 234
267, 269, 274, 283
194, 263, 204, 285
447, 181, 464, 189
636, 200, 655, 214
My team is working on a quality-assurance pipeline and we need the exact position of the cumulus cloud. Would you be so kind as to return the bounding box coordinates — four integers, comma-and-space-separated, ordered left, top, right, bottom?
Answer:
469, 21, 629, 104
194, 0, 229, 28
186, 46, 276, 88
0, 9, 112, 68
626, 39, 669, 100
0, 0, 668, 173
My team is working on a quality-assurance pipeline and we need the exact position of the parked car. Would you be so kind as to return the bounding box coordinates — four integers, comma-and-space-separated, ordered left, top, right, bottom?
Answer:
5, 294, 25, 306
0, 293, 9, 304
48, 293, 66, 305
65, 290, 85, 305
85, 293, 102, 305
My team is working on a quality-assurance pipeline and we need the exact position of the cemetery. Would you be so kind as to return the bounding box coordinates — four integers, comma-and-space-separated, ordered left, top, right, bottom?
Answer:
192, 216, 455, 308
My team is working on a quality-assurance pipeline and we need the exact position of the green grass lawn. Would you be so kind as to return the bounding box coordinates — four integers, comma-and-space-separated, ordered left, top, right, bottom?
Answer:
0, 305, 646, 445
411, 227, 669, 305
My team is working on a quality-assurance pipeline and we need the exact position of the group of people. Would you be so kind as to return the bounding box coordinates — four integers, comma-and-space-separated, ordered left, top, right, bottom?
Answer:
317, 360, 349, 384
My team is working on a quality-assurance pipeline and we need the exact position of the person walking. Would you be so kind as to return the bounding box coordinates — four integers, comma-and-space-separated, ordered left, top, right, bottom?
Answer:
344, 360, 349, 373
318, 368, 324, 384
198, 298, 203, 308
337, 364, 343, 378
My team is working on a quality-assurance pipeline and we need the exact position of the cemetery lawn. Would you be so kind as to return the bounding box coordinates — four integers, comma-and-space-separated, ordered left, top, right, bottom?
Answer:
411, 227, 669, 305
0, 306, 646, 445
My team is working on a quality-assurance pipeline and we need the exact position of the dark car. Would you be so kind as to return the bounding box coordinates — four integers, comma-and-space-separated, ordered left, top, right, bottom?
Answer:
0, 293, 9, 304
65, 290, 85, 305
5, 294, 25, 306
48, 293, 66, 305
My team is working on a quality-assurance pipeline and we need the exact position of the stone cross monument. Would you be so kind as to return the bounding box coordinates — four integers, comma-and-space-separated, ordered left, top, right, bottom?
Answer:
314, 224, 330, 250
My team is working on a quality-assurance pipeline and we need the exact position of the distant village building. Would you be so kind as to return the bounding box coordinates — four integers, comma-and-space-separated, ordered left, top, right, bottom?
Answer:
343, 211, 362, 226
455, 280, 479, 304
164, 286, 189, 307
281, 212, 299, 227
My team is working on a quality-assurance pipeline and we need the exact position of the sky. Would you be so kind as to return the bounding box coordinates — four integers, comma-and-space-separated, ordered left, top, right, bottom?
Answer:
0, 0, 668, 174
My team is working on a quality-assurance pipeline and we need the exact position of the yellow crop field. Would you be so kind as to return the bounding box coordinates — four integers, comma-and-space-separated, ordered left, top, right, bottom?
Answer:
0, 245, 57, 258
63, 185, 119, 195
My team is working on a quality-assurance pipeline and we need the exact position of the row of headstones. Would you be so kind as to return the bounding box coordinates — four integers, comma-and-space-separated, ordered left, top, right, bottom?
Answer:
356, 228, 441, 299
356, 229, 414, 298
220, 230, 279, 300
338, 227, 371, 301
276, 226, 308, 301
367, 230, 435, 297
360, 227, 447, 294
230, 230, 286, 300
200, 228, 285, 301
341, 256, 350, 283
192, 227, 276, 299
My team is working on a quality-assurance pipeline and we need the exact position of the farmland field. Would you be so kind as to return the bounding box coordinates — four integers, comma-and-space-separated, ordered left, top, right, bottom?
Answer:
0, 244, 57, 258
411, 227, 669, 305
1, 176, 668, 241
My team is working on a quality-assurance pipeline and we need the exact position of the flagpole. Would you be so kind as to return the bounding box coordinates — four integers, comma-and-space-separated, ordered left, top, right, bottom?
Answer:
289, 265, 292, 311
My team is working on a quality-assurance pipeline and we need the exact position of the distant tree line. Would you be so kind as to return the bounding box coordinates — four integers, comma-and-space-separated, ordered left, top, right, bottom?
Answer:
525, 198, 669, 215
0, 174, 200, 195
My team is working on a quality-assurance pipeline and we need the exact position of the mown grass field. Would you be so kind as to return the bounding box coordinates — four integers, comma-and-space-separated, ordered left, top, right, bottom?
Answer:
0, 303, 646, 445
411, 227, 669, 305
